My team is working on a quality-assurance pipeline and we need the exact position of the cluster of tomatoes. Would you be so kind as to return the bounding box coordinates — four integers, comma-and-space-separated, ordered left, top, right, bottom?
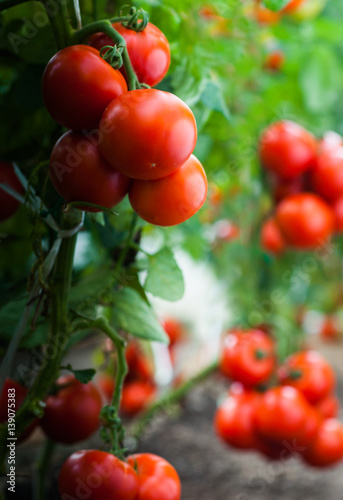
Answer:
259, 121, 343, 254
215, 327, 343, 467
42, 21, 207, 227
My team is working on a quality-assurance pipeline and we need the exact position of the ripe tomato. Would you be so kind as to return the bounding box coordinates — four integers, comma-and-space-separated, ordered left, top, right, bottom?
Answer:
282, 0, 305, 13
88, 22, 170, 87
49, 131, 131, 212
59, 450, 138, 500
316, 394, 340, 419
161, 319, 184, 347
320, 315, 341, 341
40, 376, 102, 444
99, 89, 197, 180
129, 155, 207, 226
120, 381, 156, 416
260, 217, 285, 255
278, 350, 335, 404
275, 193, 334, 249
208, 183, 223, 209
126, 341, 154, 383
264, 50, 284, 72
127, 453, 181, 500
310, 146, 343, 202
215, 390, 261, 449
42, 45, 127, 130
297, 404, 322, 448
253, 386, 310, 443
333, 197, 343, 233
0, 378, 37, 442
259, 121, 317, 180
219, 329, 275, 387
252, 1, 281, 25
0, 162, 23, 222
302, 419, 343, 467
214, 220, 240, 242
270, 173, 305, 203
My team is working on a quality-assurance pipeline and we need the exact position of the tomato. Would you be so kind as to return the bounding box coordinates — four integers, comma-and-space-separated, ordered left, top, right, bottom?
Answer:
208, 183, 223, 208
42, 45, 127, 130
271, 174, 305, 203
215, 390, 261, 449
99, 89, 197, 180
320, 316, 341, 341
49, 131, 131, 212
318, 131, 343, 154
129, 155, 207, 226
260, 217, 285, 255
88, 23, 170, 87
275, 193, 334, 249
219, 329, 275, 387
161, 319, 184, 347
251, 1, 281, 25
259, 121, 317, 180
316, 394, 340, 419
297, 404, 322, 448
126, 341, 154, 383
127, 453, 181, 500
120, 381, 156, 416
264, 50, 284, 72
286, 0, 327, 21
253, 386, 310, 443
310, 146, 343, 202
40, 375, 102, 444
302, 419, 343, 467
281, 0, 305, 13
0, 378, 37, 442
332, 197, 343, 233
278, 351, 335, 404
214, 220, 240, 242
0, 162, 23, 222
59, 450, 138, 500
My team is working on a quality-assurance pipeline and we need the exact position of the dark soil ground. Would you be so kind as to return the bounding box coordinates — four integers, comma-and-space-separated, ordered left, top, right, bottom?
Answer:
5, 336, 343, 500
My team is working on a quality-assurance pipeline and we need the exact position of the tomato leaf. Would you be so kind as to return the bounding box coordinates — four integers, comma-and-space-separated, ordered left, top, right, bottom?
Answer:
111, 287, 169, 343
87, 212, 106, 227
63, 364, 96, 384
144, 247, 185, 302
263, 0, 289, 11
200, 80, 231, 122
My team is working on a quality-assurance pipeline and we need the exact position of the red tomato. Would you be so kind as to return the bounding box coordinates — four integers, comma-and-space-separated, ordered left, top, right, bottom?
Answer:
219, 329, 275, 387
59, 450, 138, 500
270, 173, 305, 203
0, 378, 37, 442
97, 373, 115, 402
215, 390, 261, 449
161, 319, 184, 347
260, 217, 285, 255
0, 162, 23, 222
253, 1, 281, 24
282, 0, 306, 13
88, 23, 170, 87
126, 341, 154, 382
256, 437, 294, 461
40, 376, 102, 444
316, 394, 340, 419
42, 45, 127, 130
333, 197, 343, 233
320, 316, 341, 341
310, 146, 343, 202
99, 89, 197, 180
253, 386, 310, 443
129, 155, 207, 226
276, 193, 334, 249
297, 404, 322, 448
49, 131, 131, 212
278, 350, 335, 404
264, 50, 285, 72
127, 453, 181, 500
120, 381, 156, 416
259, 121, 317, 180
302, 419, 343, 467
214, 220, 240, 242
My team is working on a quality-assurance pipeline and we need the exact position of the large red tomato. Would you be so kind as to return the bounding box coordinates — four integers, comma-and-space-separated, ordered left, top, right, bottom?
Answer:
42, 45, 127, 130
260, 217, 285, 255
253, 386, 311, 444
278, 350, 335, 404
215, 390, 261, 449
40, 376, 102, 444
59, 450, 138, 500
259, 121, 317, 179
99, 89, 197, 180
127, 453, 181, 500
129, 155, 207, 226
88, 22, 170, 87
310, 146, 343, 202
275, 193, 334, 249
49, 131, 131, 212
302, 419, 343, 467
219, 329, 275, 387
0, 162, 23, 222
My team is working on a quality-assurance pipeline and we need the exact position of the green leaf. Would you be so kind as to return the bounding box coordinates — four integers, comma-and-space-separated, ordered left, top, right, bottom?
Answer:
200, 80, 231, 122
144, 247, 185, 302
63, 364, 96, 384
263, 0, 289, 11
87, 212, 106, 227
111, 287, 168, 343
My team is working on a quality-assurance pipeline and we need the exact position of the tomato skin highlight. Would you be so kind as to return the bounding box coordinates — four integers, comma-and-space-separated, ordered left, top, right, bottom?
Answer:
42, 45, 127, 130
40, 376, 102, 444
88, 22, 170, 87
127, 453, 181, 500
58, 450, 139, 500
99, 89, 197, 180
129, 155, 207, 226
302, 419, 343, 467
259, 121, 317, 180
260, 217, 285, 255
276, 193, 334, 249
0, 162, 23, 222
49, 131, 131, 212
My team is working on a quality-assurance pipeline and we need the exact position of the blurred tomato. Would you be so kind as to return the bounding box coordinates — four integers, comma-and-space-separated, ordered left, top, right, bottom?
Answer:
161, 319, 184, 347
320, 316, 341, 341
310, 146, 343, 202
260, 217, 285, 255
264, 50, 284, 72
120, 381, 156, 417
302, 419, 343, 467
316, 394, 340, 419
126, 341, 154, 383
333, 197, 343, 233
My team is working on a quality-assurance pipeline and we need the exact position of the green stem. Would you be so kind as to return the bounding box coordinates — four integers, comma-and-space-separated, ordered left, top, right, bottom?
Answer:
132, 360, 219, 440
33, 438, 56, 500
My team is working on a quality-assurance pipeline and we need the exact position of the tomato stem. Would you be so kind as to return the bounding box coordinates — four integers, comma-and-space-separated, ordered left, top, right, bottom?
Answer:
33, 438, 55, 500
